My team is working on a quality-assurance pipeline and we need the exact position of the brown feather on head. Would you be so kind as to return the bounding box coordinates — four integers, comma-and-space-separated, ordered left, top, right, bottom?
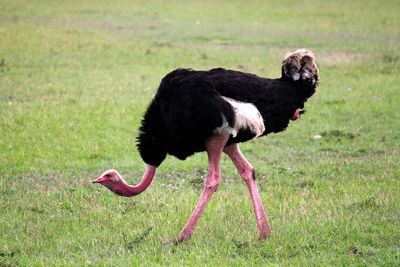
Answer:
282, 49, 319, 87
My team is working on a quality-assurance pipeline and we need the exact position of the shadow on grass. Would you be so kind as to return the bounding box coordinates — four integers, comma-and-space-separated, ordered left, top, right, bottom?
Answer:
122, 227, 153, 251
347, 197, 380, 211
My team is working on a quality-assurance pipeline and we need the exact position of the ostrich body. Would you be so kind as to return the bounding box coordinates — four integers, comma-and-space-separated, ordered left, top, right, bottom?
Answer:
93, 49, 319, 243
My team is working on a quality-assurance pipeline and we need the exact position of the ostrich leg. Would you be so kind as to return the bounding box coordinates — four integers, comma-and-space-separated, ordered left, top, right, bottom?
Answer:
223, 143, 271, 239
173, 134, 229, 243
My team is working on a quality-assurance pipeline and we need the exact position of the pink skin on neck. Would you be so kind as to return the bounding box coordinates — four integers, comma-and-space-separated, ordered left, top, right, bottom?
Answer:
291, 109, 300, 120
95, 165, 156, 197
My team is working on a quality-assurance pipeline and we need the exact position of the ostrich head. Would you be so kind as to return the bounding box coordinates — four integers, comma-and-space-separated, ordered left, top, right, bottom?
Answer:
92, 169, 123, 190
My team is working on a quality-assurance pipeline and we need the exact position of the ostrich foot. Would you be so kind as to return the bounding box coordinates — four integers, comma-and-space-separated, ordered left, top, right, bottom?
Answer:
163, 234, 190, 245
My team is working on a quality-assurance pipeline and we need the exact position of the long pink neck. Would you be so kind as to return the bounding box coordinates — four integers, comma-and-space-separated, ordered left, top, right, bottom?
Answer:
111, 165, 156, 197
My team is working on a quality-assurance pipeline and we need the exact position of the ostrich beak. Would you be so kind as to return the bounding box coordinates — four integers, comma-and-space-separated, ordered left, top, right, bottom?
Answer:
92, 176, 107, 183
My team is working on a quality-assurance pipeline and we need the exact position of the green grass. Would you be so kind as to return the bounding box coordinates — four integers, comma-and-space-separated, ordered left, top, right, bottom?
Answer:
1, 0, 399, 265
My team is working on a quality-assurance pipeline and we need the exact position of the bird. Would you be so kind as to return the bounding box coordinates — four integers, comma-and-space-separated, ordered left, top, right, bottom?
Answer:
93, 49, 319, 243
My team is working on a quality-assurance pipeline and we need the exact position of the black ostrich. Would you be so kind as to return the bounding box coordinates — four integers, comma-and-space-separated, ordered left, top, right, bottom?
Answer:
93, 49, 319, 243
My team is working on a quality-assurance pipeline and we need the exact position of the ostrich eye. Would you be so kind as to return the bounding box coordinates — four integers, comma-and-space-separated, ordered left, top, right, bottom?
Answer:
105, 174, 111, 178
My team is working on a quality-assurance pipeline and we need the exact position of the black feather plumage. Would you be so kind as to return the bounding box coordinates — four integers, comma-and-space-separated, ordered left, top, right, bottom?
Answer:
137, 52, 318, 166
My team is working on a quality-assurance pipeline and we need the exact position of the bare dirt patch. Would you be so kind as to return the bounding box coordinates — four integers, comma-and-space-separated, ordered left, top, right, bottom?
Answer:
318, 51, 367, 67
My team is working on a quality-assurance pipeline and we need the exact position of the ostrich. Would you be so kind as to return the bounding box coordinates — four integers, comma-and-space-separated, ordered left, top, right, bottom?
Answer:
93, 49, 319, 243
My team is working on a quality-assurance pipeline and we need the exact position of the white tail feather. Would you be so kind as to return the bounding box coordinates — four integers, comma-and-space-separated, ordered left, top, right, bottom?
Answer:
214, 97, 265, 139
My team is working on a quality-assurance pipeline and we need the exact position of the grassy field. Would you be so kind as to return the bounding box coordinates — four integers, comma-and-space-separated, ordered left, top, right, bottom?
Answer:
1, 0, 399, 265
